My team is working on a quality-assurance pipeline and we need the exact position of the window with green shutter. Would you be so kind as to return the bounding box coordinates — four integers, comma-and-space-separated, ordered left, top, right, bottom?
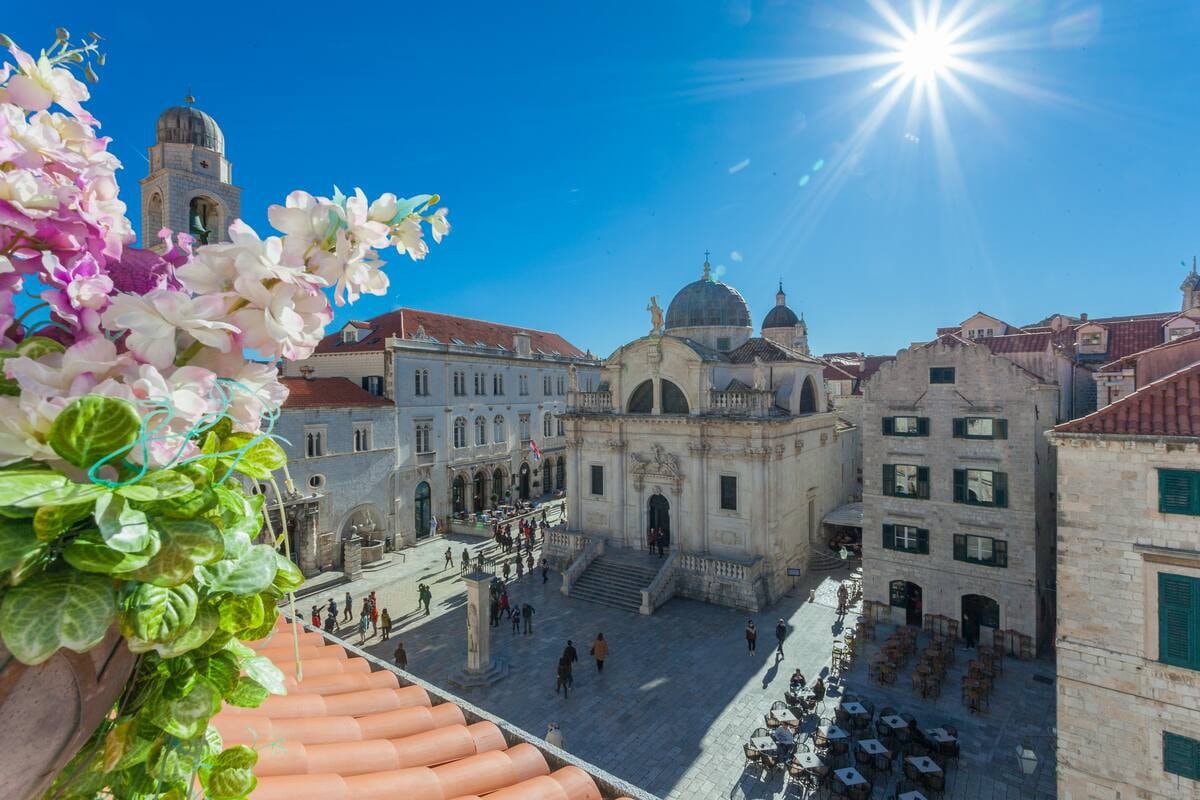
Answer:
1163, 731, 1200, 780
884, 464, 929, 499
953, 534, 1007, 567
1159, 572, 1200, 670
952, 417, 1008, 439
883, 416, 929, 437
953, 468, 1007, 507
1159, 470, 1200, 516
883, 523, 929, 554
929, 367, 955, 384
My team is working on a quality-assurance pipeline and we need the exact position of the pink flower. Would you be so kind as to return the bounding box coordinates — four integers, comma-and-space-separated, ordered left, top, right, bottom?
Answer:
102, 289, 238, 369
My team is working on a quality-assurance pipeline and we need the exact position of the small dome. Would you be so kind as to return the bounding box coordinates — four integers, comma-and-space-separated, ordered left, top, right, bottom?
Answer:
665, 264, 751, 330
763, 305, 800, 329
156, 104, 224, 152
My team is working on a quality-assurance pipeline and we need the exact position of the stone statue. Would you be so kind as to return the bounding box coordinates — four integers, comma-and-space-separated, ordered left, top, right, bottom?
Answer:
567, 363, 578, 392
466, 603, 477, 653
647, 296, 664, 335
752, 356, 768, 391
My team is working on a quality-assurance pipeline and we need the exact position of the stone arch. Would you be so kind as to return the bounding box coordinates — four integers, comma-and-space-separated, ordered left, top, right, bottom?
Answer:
661, 379, 690, 414
187, 193, 223, 245
472, 469, 488, 511
451, 474, 467, 514
627, 379, 653, 413
798, 375, 818, 414
491, 465, 508, 504
146, 192, 164, 240
338, 502, 385, 542
414, 481, 432, 539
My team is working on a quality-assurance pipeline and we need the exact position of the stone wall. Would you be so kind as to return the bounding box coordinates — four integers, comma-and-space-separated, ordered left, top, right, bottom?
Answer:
1050, 433, 1200, 800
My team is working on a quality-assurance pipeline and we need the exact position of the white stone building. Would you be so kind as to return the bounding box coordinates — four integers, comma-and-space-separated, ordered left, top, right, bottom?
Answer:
286, 308, 599, 547
1049, 359, 1200, 799
559, 262, 859, 611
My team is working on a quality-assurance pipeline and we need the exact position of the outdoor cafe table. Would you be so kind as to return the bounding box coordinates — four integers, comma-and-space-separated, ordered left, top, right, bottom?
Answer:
834, 767, 869, 788
924, 727, 958, 746
906, 755, 944, 777
842, 701, 869, 717
770, 707, 799, 726
816, 724, 850, 742
750, 735, 776, 754
856, 738, 890, 757
898, 792, 930, 800
879, 714, 908, 732
793, 751, 824, 771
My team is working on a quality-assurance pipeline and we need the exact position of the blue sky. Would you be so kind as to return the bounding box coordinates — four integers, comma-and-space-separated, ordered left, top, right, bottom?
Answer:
7, 1, 1200, 356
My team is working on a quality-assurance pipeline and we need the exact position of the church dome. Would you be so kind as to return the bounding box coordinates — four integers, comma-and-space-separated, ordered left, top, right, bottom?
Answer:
665, 262, 752, 330
156, 104, 224, 152
762, 282, 800, 329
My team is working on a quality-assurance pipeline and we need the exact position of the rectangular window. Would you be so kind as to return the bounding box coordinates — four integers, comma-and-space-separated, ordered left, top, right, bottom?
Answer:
352, 423, 371, 452
953, 469, 1008, 507
361, 375, 384, 397
1079, 331, 1103, 346
929, 367, 956, 384
720, 475, 738, 511
303, 426, 326, 458
882, 416, 929, 436
889, 581, 909, 607
518, 413, 530, 440
1159, 572, 1200, 670
544, 375, 552, 395
882, 523, 929, 554
1159, 470, 1200, 516
493, 374, 504, 395
453, 371, 466, 396
341, 329, 357, 344
1163, 731, 1200, 780
952, 534, 1008, 567
590, 465, 604, 496
519, 374, 529, 396
952, 417, 1008, 439
414, 422, 432, 454
882, 464, 929, 499
474, 372, 486, 395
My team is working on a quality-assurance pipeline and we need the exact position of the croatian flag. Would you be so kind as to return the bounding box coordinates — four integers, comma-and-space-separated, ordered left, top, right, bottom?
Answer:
529, 440, 542, 461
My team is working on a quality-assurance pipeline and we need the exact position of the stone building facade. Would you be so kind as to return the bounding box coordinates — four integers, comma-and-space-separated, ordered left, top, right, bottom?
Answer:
286, 308, 599, 548
562, 262, 859, 610
139, 100, 241, 250
1049, 360, 1200, 800
861, 337, 1060, 651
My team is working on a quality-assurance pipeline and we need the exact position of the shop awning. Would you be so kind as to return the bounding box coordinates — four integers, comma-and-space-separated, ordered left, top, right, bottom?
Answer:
822, 502, 863, 528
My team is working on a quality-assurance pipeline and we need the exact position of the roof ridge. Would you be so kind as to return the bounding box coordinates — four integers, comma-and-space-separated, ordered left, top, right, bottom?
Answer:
1053, 358, 1200, 436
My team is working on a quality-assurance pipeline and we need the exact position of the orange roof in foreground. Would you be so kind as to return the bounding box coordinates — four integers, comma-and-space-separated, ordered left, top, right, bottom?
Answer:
280, 377, 394, 409
1053, 359, 1200, 438
219, 619, 635, 800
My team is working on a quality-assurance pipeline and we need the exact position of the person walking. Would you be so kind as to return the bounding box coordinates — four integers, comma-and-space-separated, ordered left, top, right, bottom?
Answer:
444, 546, 454, 570
656, 528, 665, 558
522, 603, 535, 635
502, 559, 511, 581
836, 583, 848, 617
429, 514, 439, 539
380, 608, 392, 640
490, 596, 501, 628
419, 583, 432, 615
358, 610, 370, 645
499, 589, 510, 620
394, 641, 408, 670
541, 558, 550, 584
563, 640, 579, 687
544, 722, 564, 749
343, 591, 353, 623
461, 547, 471, 575
555, 655, 572, 697
328, 597, 338, 623
370, 600, 380, 637
324, 608, 336, 633
310, 605, 321, 629
515, 555, 524, 580
775, 618, 787, 658
745, 619, 758, 655
511, 605, 522, 635
590, 632, 608, 672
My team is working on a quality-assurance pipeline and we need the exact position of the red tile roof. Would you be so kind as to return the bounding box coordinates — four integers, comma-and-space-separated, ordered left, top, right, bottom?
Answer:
1092, 317, 1171, 362
221, 620, 628, 800
1097, 330, 1200, 373
315, 308, 588, 358
281, 377, 394, 409
726, 337, 818, 364
1053, 359, 1200, 437
978, 332, 1058, 355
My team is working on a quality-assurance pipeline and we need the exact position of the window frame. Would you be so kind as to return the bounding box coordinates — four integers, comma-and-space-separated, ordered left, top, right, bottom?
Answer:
474, 416, 487, 446
453, 370, 466, 396
952, 417, 1008, 439
952, 533, 1008, 567
882, 416, 929, 437
414, 421, 432, 454
361, 375, 384, 397
1159, 469, 1200, 516
882, 463, 930, 499
590, 464, 604, 496
303, 425, 326, 458
518, 413, 530, 440
719, 475, 738, 511
543, 412, 553, 437
929, 366, 956, 384
453, 417, 467, 449
953, 468, 1008, 507
1159, 572, 1200, 671
352, 422, 372, 452
1163, 731, 1200, 781
493, 414, 506, 443
882, 523, 929, 554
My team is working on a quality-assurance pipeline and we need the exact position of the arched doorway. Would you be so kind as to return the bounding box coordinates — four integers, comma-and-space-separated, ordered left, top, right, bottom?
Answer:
414, 481, 431, 539
518, 462, 531, 501
541, 458, 553, 495
451, 475, 466, 515
555, 458, 565, 491
492, 467, 505, 504
890, 580, 923, 627
648, 493, 670, 548
799, 376, 818, 413
962, 594, 1000, 646
473, 471, 486, 511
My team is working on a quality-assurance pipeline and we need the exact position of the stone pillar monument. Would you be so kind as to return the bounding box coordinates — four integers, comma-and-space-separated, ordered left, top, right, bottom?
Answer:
448, 571, 508, 688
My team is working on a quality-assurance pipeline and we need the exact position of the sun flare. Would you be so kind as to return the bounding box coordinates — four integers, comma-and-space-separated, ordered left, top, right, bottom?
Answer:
899, 26, 954, 81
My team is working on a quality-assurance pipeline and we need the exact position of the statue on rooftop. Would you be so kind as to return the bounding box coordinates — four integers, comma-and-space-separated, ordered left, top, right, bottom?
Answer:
647, 296, 664, 335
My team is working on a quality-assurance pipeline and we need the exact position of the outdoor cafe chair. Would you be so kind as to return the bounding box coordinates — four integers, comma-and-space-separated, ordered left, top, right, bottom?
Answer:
924, 770, 946, 798
743, 743, 761, 768
895, 779, 923, 800
765, 713, 780, 729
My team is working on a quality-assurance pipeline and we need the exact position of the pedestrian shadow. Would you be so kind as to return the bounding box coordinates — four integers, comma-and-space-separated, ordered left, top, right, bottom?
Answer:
760, 660, 780, 689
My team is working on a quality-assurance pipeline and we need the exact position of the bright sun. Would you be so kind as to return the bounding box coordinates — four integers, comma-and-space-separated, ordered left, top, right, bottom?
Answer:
899, 27, 954, 81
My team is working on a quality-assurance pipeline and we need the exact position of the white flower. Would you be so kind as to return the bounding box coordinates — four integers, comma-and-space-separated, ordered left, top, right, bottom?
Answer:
128, 364, 218, 426
232, 282, 331, 361
0, 44, 94, 123
368, 192, 399, 224
344, 189, 390, 249
428, 207, 451, 244
67, 270, 113, 310
392, 217, 429, 261
102, 289, 238, 369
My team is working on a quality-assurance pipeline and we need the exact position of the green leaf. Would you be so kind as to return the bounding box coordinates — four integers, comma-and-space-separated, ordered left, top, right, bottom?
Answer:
225, 676, 269, 708
271, 553, 304, 593
199, 543, 277, 596
94, 492, 152, 553
213, 485, 263, 539
121, 582, 198, 642
126, 518, 223, 586
217, 593, 265, 634
116, 470, 194, 502
48, 395, 142, 470
196, 652, 240, 696
0, 567, 117, 664
140, 603, 218, 658
214, 744, 258, 771
237, 602, 279, 641
243, 654, 286, 695
62, 530, 155, 575
153, 678, 222, 739
139, 486, 217, 520
222, 433, 286, 480
0, 518, 43, 574
16, 335, 66, 359
33, 500, 95, 540
0, 471, 68, 506
206, 745, 258, 800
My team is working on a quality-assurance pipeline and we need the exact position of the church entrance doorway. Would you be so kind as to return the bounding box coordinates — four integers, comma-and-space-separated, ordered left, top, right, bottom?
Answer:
414, 481, 431, 540
648, 493, 671, 549
518, 463, 531, 501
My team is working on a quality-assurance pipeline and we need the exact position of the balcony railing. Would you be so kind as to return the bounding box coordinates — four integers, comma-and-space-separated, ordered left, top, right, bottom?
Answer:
705, 389, 775, 417
568, 391, 613, 413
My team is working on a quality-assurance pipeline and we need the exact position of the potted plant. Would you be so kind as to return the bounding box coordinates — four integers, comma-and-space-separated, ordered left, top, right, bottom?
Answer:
0, 31, 448, 799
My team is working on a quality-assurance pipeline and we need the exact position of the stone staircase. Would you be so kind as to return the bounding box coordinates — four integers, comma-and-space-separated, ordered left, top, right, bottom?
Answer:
567, 551, 664, 613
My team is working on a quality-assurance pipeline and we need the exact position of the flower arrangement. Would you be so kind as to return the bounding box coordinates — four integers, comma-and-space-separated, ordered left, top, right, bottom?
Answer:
0, 29, 448, 799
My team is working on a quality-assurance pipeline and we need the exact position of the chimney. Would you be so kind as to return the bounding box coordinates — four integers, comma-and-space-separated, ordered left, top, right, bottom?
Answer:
513, 331, 532, 356
1080, 313, 1088, 322
299, 366, 315, 380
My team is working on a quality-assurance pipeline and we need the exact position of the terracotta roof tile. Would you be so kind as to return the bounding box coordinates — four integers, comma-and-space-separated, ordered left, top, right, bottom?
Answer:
978, 332, 1056, 354
316, 308, 588, 358
1097, 330, 1200, 372
726, 337, 819, 364
1053, 359, 1200, 437
226, 620, 619, 800
281, 377, 393, 409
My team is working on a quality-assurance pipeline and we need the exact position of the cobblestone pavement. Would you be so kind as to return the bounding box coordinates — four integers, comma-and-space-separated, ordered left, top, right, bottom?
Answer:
295, 538, 1055, 800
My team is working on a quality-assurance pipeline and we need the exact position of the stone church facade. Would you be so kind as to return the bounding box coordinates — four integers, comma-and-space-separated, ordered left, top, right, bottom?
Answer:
562, 263, 858, 610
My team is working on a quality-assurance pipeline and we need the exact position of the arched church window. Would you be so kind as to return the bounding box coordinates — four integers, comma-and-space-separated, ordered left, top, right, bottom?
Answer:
627, 380, 653, 414
188, 196, 220, 245
661, 380, 690, 414
799, 376, 818, 414
147, 193, 163, 239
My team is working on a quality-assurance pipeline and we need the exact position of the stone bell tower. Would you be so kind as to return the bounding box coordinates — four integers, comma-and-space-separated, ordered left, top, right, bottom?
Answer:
1182, 257, 1200, 312
139, 94, 241, 252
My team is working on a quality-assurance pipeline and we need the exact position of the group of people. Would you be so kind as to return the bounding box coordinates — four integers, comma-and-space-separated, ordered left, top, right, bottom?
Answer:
647, 527, 669, 557
312, 590, 392, 644
489, 578, 535, 636
744, 617, 791, 658
555, 633, 608, 698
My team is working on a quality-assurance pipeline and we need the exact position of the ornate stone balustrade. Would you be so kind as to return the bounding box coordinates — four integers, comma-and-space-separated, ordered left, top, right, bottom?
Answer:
639, 550, 678, 615
560, 537, 603, 596
568, 391, 613, 413
675, 551, 767, 611
705, 389, 775, 417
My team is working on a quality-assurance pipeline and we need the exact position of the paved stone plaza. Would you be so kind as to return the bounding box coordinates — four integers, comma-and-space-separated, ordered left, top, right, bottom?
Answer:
296, 534, 1056, 799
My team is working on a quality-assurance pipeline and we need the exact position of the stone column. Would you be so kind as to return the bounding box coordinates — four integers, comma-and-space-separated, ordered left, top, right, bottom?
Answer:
342, 537, 363, 581
448, 571, 508, 687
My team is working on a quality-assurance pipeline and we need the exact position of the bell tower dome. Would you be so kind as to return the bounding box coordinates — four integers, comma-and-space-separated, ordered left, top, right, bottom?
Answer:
139, 94, 242, 252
